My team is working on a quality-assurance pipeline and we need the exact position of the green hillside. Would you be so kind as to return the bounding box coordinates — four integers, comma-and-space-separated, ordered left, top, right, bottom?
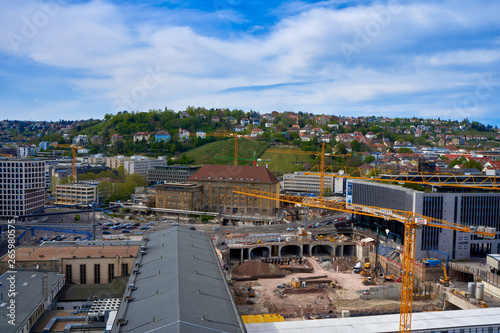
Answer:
184, 138, 270, 166
261, 146, 318, 176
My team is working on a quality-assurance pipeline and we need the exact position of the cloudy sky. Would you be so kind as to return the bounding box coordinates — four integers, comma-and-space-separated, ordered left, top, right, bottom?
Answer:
0, 0, 499, 125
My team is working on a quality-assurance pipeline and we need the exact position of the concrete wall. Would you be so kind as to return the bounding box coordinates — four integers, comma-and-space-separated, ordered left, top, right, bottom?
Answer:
228, 241, 357, 262
484, 281, 500, 300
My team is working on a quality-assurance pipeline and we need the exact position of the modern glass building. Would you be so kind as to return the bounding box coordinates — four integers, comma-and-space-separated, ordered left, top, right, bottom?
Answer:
347, 179, 500, 260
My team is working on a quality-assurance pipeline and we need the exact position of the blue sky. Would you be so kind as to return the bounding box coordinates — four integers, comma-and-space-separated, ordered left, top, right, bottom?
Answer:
0, 0, 499, 126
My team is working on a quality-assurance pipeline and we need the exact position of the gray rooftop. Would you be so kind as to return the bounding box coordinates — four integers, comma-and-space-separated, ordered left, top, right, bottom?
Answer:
0, 270, 65, 333
245, 308, 500, 333
114, 227, 245, 333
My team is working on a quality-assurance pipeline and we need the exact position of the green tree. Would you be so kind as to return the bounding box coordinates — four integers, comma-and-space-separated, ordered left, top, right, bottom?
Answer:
364, 155, 376, 164
336, 143, 347, 154
350, 140, 361, 152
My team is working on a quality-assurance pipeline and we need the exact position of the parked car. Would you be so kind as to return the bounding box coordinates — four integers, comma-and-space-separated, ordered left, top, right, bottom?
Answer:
122, 230, 131, 233
189, 227, 196, 230
286, 227, 295, 231
102, 231, 111, 235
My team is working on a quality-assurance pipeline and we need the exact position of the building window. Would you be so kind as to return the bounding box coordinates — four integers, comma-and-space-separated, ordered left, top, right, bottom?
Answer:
80, 264, 87, 284
108, 264, 115, 283
94, 264, 101, 284
66, 265, 72, 283
122, 263, 129, 276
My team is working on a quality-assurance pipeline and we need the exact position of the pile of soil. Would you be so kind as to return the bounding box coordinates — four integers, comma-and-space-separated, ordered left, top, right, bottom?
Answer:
232, 260, 287, 278
320, 258, 354, 272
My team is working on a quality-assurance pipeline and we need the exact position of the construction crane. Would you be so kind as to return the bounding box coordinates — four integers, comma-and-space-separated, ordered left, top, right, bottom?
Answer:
231, 187, 496, 333
266, 143, 349, 197
305, 166, 500, 190
190, 132, 254, 166
49, 143, 83, 183
0, 153, 15, 158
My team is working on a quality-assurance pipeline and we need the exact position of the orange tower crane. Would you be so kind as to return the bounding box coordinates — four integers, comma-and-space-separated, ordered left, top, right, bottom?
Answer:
50, 143, 83, 183
231, 187, 496, 333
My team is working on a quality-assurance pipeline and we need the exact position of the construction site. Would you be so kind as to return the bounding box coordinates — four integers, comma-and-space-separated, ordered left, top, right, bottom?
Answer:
222, 226, 500, 323
222, 233, 500, 320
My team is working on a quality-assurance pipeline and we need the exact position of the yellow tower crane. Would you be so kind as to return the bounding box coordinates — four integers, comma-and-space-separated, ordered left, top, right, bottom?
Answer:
266, 143, 349, 197
231, 187, 496, 333
49, 143, 83, 183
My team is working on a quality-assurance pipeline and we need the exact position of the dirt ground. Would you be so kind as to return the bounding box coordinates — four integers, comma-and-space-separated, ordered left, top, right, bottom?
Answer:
233, 256, 437, 319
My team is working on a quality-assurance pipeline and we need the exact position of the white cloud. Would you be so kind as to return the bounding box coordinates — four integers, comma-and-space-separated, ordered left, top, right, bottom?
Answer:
425, 50, 500, 66
0, 0, 499, 124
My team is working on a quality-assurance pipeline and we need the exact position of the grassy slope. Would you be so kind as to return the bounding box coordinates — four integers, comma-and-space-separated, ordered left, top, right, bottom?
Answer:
260, 146, 318, 176
185, 138, 270, 166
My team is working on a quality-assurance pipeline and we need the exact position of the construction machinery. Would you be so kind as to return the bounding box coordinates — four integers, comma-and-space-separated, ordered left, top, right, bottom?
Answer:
247, 282, 255, 297
353, 262, 362, 273
50, 143, 83, 183
440, 263, 450, 286
362, 276, 375, 285
232, 187, 496, 333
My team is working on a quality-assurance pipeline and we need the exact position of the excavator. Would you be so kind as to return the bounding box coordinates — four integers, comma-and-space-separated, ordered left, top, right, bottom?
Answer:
440, 263, 450, 286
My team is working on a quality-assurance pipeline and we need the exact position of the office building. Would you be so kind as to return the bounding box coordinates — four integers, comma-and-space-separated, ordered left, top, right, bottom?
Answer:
54, 183, 98, 205
347, 179, 500, 260
147, 165, 200, 184
122, 156, 167, 178
155, 183, 202, 211
0, 159, 45, 219
283, 171, 336, 195
188, 165, 280, 216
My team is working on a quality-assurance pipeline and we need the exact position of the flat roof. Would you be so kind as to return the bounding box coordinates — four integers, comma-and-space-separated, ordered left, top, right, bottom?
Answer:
245, 308, 500, 333
113, 227, 245, 333
0, 271, 65, 333
1, 245, 139, 262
